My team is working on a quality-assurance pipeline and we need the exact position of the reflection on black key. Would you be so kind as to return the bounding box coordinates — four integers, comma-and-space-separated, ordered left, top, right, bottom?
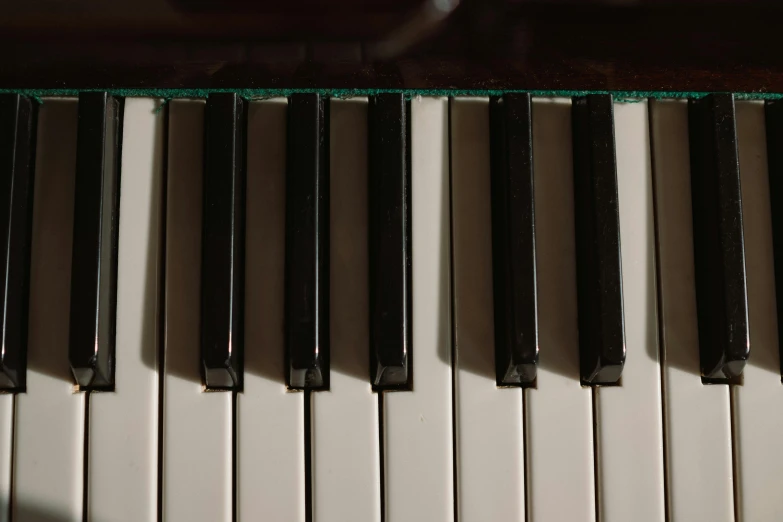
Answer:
489, 93, 538, 386
368, 93, 411, 389
765, 100, 783, 378
201, 93, 247, 390
689, 93, 749, 381
571, 94, 626, 385
70, 92, 123, 389
0, 95, 36, 391
285, 93, 329, 390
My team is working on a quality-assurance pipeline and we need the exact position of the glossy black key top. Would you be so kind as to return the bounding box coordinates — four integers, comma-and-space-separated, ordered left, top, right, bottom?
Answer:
368, 93, 411, 389
489, 93, 538, 386
0, 95, 36, 391
285, 93, 329, 390
765, 100, 783, 377
571, 94, 626, 385
201, 93, 247, 390
69, 92, 123, 389
689, 93, 749, 381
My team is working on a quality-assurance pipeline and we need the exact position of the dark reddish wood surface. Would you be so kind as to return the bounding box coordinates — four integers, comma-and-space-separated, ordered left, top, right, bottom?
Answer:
2, 2, 783, 92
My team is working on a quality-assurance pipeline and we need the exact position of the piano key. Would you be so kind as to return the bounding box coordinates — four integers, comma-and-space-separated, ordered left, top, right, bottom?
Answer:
0, 94, 36, 391
238, 98, 305, 522
311, 97, 380, 522
764, 98, 783, 372
69, 91, 122, 389
594, 100, 664, 522
285, 93, 330, 390
202, 93, 246, 390
488, 93, 538, 386
581, 98, 666, 517
527, 97, 595, 522
163, 99, 231, 522
451, 96, 524, 521
650, 99, 734, 522
87, 97, 163, 522
383, 96, 453, 522
733, 99, 783, 521
14, 98, 85, 522
368, 93, 411, 389
0, 395, 10, 522
571, 94, 626, 385
688, 93, 749, 381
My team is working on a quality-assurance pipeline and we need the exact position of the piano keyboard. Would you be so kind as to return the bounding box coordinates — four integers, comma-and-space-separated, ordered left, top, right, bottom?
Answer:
0, 92, 781, 522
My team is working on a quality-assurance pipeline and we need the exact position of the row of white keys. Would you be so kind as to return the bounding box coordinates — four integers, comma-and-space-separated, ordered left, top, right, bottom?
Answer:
14, 98, 85, 522
12, 94, 771, 522
528, 97, 595, 522
311, 98, 381, 522
450, 97, 524, 521
734, 100, 783, 521
650, 99, 735, 522
164, 99, 232, 522
88, 97, 163, 522
595, 100, 665, 522
238, 99, 306, 521
383, 96, 454, 522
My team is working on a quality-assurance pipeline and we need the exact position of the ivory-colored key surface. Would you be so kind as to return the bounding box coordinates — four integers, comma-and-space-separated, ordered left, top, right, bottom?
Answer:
238, 98, 306, 522
163, 99, 232, 522
450, 96, 525, 522
88, 97, 163, 522
0, 396, 11, 522
650, 99, 734, 522
734, 100, 783, 522
310, 97, 381, 522
14, 99, 85, 522
594, 100, 665, 522
383, 97, 454, 522
527, 97, 595, 522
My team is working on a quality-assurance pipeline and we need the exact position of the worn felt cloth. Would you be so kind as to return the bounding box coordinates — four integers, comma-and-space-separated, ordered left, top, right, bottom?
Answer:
3, 88, 781, 109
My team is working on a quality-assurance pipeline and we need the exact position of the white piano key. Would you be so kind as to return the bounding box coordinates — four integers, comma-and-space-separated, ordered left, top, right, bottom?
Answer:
163, 99, 231, 522
0, 395, 11, 522
238, 98, 305, 522
450, 97, 524, 521
650, 99, 734, 522
734, 100, 783, 522
528, 97, 595, 522
383, 96, 453, 522
593, 100, 665, 522
309, 98, 381, 522
87, 97, 163, 522
14, 98, 85, 522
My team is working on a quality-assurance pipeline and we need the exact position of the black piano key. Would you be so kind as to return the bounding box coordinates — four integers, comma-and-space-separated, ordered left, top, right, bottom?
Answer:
689, 93, 749, 381
368, 93, 411, 390
0, 95, 37, 391
69, 92, 123, 389
571, 94, 626, 385
765, 100, 783, 378
285, 93, 330, 390
489, 93, 538, 386
201, 93, 247, 390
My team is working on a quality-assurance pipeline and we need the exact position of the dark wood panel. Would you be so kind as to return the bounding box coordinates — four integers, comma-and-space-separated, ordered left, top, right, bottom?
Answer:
3, 2, 783, 91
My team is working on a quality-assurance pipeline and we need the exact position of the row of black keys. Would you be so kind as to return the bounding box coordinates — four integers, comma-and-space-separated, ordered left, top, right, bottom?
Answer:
0, 91, 776, 392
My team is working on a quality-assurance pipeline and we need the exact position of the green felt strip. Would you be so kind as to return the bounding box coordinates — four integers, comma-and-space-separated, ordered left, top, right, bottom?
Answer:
2, 88, 782, 105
